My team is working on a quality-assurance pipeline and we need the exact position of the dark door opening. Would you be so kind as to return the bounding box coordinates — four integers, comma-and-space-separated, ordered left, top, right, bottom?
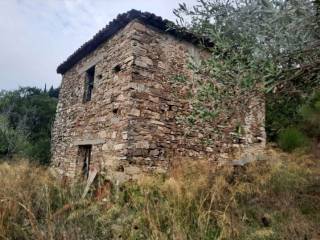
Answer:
79, 145, 92, 178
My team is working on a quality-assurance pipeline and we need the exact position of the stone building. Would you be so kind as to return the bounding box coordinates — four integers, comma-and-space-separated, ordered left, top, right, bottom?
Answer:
52, 10, 265, 180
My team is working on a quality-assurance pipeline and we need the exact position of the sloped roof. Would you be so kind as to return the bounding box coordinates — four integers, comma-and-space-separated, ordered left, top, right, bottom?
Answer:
57, 9, 212, 74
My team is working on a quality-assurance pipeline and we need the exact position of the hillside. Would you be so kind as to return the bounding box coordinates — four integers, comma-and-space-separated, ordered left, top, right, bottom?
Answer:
0, 148, 319, 240
0, 1, 319, 239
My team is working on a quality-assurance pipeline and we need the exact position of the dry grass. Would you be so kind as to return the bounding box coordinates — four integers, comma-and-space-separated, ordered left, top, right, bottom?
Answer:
118, 149, 320, 240
0, 160, 113, 239
0, 148, 319, 240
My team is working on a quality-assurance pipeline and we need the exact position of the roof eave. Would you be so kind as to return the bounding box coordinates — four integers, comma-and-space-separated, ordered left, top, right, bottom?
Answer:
56, 9, 213, 75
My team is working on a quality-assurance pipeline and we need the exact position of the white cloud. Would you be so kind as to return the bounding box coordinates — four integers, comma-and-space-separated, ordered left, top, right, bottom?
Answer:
0, 0, 198, 90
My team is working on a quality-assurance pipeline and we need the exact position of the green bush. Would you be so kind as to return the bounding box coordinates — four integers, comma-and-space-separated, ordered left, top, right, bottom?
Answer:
266, 94, 303, 141
298, 91, 320, 139
0, 117, 30, 158
0, 87, 58, 164
278, 128, 308, 152
0, 129, 9, 155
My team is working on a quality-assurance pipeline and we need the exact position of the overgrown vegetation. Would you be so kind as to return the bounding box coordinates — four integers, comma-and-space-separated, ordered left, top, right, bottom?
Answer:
0, 87, 59, 164
0, 149, 319, 239
278, 128, 307, 152
0, 0, 319, 239
172, 0, 320, 152
276, 91, 320, 154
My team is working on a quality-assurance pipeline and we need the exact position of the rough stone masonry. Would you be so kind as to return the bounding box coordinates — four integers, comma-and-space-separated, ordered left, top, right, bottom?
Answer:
52, 10, 266, 181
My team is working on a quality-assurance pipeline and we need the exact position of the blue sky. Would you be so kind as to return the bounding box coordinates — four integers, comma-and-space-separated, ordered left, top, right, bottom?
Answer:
0, 0, 197, 90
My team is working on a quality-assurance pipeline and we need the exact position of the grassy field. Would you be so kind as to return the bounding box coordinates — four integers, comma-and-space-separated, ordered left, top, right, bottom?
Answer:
0, 148, 319, 240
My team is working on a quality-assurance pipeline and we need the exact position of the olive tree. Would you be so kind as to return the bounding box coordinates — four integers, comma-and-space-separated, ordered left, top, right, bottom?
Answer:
172, 0, 320, 140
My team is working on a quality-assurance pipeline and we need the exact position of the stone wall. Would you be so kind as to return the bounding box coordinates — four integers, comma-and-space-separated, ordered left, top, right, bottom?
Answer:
124, 21, 265, 173
52, 20, 265, 181
52, 22, 137, 178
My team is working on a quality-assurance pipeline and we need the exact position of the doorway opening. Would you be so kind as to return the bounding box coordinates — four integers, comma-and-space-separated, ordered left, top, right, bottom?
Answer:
78, 145, 92, 178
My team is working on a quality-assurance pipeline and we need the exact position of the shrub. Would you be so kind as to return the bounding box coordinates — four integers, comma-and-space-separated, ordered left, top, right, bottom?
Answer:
299, 91, 320, 139
278, 128, 308, 152
0, 87, 58, 164
0, 129, 9, 155
0, 125, 30, 158
266, 94, 303, 141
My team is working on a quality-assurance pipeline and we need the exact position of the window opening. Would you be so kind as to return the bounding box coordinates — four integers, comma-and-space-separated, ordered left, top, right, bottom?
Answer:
83, 66, 95, 102
113, 108, 119, 114
113, 64, 121, 73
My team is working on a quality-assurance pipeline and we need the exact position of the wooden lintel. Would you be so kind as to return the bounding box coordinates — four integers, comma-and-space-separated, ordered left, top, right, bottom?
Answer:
74, 139, 105, 145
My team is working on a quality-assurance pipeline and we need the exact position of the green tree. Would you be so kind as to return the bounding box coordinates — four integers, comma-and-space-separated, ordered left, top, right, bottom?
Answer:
173, 0, 320, 140
0, 87, 58, 164
299, 92, 320, 137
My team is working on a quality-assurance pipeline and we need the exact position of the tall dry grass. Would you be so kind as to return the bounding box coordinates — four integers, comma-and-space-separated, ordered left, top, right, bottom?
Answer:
0, 149, 319, 240
0, 160, 114, 240
116, 149, 320, 240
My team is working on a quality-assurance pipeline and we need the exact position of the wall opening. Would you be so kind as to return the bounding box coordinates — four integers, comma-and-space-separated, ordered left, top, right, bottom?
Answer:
78, 145, 92, 178
113, 64, 121, 73
113, 108, 119, 114
97, 73, 103, 79
83, 66, 95, 103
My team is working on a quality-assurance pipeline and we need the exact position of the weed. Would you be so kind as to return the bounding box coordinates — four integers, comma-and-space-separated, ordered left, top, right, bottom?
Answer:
278, 127, 308, 152
0, 149, 319, 239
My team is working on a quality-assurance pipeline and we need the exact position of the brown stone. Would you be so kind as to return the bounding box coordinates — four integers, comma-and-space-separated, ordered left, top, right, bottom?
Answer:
51, 14, 265, 180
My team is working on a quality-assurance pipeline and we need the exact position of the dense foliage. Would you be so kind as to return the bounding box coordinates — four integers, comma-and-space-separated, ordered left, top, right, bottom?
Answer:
173, 0, 320, 150
0, 87, 59, 164
277, 91, 320, 153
